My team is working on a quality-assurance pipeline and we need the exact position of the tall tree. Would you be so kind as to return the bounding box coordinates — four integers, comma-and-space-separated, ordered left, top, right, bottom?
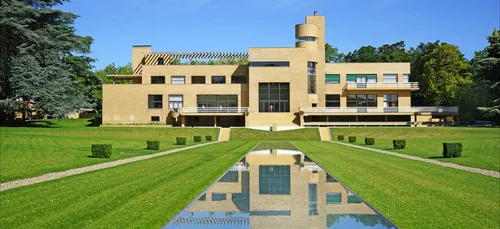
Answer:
325, 43, 344, 63
476, 29, 500, 120
0, 0, 95, 121
344, 45, 379, 62
377, 41, 410, 62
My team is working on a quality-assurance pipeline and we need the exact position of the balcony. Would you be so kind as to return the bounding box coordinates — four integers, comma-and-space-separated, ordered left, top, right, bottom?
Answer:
300, 106, 458, 115
179, 107, 249, 115
344, 82, 419, 90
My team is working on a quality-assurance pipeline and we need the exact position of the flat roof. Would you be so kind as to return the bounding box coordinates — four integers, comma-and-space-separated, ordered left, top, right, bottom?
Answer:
106, 75, 141, 79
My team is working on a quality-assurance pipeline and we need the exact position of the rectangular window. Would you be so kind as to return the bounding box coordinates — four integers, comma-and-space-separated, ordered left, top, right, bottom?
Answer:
157, 58, 164, 65
383, 74, 398, 83
249, 61, 290, 67
308, 62, 317, 94
346, 74, 377, 83
211, 76, 226, 84
259, 165, 290, 195
309, 184, 318, 215
151, 116, 160, 122
171, 76, 185, 84
259, 83, 290, 112
403, 74, 409, 83
191, 76, 206, 84
326, 193, 342, 204
347, 191, 362, 203
148, 95, 162, 109
326, 95, 340, 107
346, 94, 377, 107
151, 76, 165, 84
231, 75, 247, 84
384, 94, 398, 107
212, 193, 227, 201
169, 95, 183, 111
219, 171, 238, 182
325, 74, 340, 84
197, 95, 238, 111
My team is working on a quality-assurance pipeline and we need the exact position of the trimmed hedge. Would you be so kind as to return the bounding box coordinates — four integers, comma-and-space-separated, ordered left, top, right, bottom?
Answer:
147, 141, 160, 150
443, 143, 463, 158
393, 140, 406, 149
337, 135, 344, 141
365, 138, 375, 145
176, 137, 186, 145
205, 135, 213, 141
348, 136, 356, 143
91, 144, 112, 158
194, 136, 202, 142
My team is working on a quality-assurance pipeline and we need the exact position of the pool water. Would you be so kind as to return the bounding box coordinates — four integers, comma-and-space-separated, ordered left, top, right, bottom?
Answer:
164, 146, 397, 229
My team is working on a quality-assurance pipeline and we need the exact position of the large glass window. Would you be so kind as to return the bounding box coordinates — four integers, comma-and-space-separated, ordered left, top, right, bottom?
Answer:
308, 62, 317, 94
249, 62, 290, 67
259, 83, 290, 112
191, 76, 205, 84
346, 74, 377, 83
402, 74, 409, 83
384, 94, 398, 107
326, 95, 340, 107
259, 165, 290, 195
211, 76, 226, 84
148, 95, 162, 109
383, 74, 398, 83
197, 95, 238, 109
325, 74, 340, 84
219, 171, 238, 182
347, 94, 377, 107
171, 76, 185, 84
231, 75, 247, 84
151, 76, 165, 84
309, 184, 318, 216
169, 95, 183, 111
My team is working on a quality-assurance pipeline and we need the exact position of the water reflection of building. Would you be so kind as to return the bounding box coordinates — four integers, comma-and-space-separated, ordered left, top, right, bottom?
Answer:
186, 150, 380, 229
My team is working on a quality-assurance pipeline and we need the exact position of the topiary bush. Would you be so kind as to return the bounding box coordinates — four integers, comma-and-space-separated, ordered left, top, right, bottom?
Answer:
205, 135, 213, 141
176, 137, 186, 145
348, 136, 356, 143
147, 141, 160, 150
365, 138, 375, 145
337, 135, 344, 141
194, 136, 202, 142
393, 140, 406, 149
443, 143, 462, 158
91, 144, 112, 158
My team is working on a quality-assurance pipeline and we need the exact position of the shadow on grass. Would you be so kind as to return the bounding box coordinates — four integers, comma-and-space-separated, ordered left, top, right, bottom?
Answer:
3, 118, 100, 128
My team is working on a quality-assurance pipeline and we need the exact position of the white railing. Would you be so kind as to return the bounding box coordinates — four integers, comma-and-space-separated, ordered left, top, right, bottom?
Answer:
180, 107, 249, 114
300, 106, 458, 114
345, 82, 419, 89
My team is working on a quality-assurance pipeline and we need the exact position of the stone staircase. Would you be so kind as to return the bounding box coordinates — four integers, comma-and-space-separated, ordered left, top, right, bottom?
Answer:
219, 128, 231, 141
319, 127, 332, 141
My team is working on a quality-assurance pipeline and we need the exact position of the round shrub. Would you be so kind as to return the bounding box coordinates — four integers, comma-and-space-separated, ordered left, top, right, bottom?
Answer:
91, 144, 112, 158
348, 136, 356, 143
147, 141, 160, 150
337, 135, 344, 141
443, 143, 462, 158
194, 136, 202, 142
205, 135, 213, 141
393, 140, 406, 149
365, 138, 375, 145
176, 137, 187, 145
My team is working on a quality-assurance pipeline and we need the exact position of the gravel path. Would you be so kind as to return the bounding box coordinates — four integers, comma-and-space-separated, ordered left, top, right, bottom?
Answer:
0, 141, 220, 192
329, 141, 500, 178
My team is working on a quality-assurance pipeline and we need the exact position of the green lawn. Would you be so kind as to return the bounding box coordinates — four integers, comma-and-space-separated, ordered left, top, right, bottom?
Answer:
230, 127, 320, 141
330, 127, 500, 171
294, 141, 500, 229
0, 119, 219, 182
0, 140, 257, 229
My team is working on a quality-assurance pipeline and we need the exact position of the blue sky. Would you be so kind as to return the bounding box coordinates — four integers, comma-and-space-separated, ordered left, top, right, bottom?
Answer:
59, 0, 500, 69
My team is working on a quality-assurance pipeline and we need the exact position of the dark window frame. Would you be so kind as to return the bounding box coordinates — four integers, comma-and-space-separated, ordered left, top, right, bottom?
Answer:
347, 94, 377, 107
151, 116, 160, 122
191, 76, 206, 84
231, 75, 247, 84
151, 76, 165, 84
326, 94, 341, 107
211, 76, 226, 84
148, 95, 163, 109
258, 83, 290, 113
157, 58, 164, 65
249, 62, 290, 67
259, 165, 291, 195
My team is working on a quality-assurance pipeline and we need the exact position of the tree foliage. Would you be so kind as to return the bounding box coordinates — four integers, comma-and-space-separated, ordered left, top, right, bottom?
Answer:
476, 29, 500, 118
344, 45, 379, 62
325, 43, 344, 63
0, 0, 96, 121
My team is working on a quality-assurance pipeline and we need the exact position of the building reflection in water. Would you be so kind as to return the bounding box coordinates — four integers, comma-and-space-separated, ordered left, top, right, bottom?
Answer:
165, 148, 397, 229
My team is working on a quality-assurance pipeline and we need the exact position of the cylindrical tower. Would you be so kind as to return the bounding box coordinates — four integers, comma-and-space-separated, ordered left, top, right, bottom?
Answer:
295, 24, 318, 51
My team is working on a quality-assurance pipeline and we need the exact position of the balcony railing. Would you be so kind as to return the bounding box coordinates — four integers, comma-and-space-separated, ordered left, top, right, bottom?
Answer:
180, 107, 249, 114
345, 82, 419, 90
300, 106, 458, 114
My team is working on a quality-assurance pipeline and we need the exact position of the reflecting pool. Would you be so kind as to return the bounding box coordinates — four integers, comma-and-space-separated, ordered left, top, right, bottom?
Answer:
164, 144, 397, 229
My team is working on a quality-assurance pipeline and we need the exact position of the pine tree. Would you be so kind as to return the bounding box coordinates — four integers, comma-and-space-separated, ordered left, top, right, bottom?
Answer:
477, 29, 500, 118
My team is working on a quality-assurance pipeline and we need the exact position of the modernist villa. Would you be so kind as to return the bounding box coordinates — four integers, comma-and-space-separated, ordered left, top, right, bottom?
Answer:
103, 12, 458, 128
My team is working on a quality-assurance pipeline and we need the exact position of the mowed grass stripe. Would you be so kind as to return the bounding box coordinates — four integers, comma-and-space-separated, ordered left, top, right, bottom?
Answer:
1, 141, 257, 229
294, 141, 500, 229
